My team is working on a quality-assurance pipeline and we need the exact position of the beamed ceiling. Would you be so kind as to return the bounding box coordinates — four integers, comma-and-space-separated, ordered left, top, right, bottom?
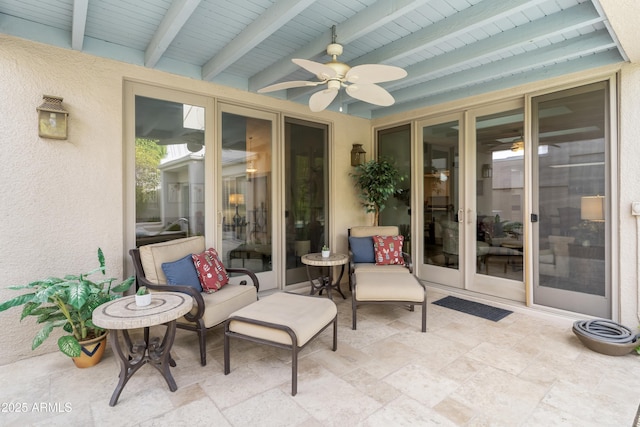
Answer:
0, 0, 628, 118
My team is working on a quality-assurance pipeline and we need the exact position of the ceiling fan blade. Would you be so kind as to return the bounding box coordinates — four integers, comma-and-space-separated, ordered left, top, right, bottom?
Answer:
309, 88, 338, 112
292, 58, 337, 80
345, 83, 395, 106
345, 64, 407, 84
258, 80, 322, 93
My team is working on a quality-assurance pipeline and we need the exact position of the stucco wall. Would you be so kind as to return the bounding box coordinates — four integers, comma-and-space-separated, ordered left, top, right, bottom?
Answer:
617, 62, 640, 327
0, 35, 370, 365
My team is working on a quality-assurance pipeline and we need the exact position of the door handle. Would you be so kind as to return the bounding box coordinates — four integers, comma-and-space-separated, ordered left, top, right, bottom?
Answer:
458, 209, 463, 223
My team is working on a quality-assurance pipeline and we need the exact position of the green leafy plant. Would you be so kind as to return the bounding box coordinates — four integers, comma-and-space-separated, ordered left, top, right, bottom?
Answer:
322, 245, 329, 251
0, 248, 134, 358
136, 286, 148, 296
350, 157, 405, 225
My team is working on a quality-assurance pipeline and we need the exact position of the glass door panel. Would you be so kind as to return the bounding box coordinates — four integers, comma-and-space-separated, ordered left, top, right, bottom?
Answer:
134, 96, 205, 247
284, 118, 328, 286
532, 82, 610, 317
220, 108, 275, 290
468, 104, 525, 301
418, 115, 462, 288
378, 125, 412, 253
474, 108, 524, 282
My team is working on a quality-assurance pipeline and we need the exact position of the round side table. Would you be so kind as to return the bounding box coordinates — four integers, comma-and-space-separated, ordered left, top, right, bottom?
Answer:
92, 291, 192, 406
301, 252, 349, 299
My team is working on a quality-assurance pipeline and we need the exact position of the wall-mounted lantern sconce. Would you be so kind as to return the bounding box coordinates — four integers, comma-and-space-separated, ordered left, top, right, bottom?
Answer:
351, 143, 366, 166
37, 95, 68, 140
481, 163, 492, 178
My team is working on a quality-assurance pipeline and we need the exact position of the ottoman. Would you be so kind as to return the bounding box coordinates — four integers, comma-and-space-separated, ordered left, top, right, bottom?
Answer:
224, 292, 337, 396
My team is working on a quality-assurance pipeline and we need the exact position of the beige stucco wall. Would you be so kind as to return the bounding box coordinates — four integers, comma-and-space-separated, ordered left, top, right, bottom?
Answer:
0, 35, 370, 365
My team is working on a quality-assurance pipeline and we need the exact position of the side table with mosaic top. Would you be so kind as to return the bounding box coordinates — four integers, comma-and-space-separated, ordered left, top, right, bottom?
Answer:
92, 291, 192, 406
300, 252, 349, 300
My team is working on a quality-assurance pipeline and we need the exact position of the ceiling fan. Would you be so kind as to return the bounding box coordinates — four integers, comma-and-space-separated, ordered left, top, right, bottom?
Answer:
258, 26, 407, 112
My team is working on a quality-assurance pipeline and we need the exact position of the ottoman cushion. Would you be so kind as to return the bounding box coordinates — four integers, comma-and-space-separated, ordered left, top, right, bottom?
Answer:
354, 272, 424, 302
228, 293, 337, 346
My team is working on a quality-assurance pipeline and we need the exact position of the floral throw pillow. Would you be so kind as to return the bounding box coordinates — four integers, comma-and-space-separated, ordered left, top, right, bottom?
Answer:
373, 235, 404, 265
191, 248, 229, 293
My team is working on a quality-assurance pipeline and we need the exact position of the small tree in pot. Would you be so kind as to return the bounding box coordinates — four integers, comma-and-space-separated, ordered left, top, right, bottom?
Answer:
351, 157, 405, 225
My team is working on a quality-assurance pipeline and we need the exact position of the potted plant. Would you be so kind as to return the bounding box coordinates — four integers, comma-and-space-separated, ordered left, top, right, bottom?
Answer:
135, 286, 151, 306
321, 245, 330, 258
0, 248, 134, 367
350, 157, 405, 225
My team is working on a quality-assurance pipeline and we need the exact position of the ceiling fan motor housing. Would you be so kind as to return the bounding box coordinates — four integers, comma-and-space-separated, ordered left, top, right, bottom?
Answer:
326, 43, 343, 57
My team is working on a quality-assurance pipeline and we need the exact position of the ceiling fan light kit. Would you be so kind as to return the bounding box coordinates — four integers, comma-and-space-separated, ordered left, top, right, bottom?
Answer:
258, 26, 407, 112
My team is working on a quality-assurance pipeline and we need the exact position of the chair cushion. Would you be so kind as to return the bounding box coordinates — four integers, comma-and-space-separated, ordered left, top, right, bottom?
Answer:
179, 284, 257, 328
192, 248, 229, 293
161, 254, 202, 292
139, 236, 206, 285
349, 236, 375, 263
350, 226, 399, 238
354, 272, 424, 302
373, 235, 404, 265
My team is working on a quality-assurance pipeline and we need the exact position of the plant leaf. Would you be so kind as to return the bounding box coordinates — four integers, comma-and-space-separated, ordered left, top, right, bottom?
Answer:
68, 281, 90, 310
58, 335, 81, 358
32, 322, 54, 350
0, 293, 36, 312
97, 248, 106, 275
20, 301, 41, 320
111, 276, 135, 293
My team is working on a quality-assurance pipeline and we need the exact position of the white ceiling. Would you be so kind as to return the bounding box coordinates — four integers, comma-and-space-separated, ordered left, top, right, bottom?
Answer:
0, 0, 628, 118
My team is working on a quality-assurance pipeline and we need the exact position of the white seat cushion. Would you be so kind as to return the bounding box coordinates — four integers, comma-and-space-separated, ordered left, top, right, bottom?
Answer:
354, 272, 424, 302
228, 293, 336, 347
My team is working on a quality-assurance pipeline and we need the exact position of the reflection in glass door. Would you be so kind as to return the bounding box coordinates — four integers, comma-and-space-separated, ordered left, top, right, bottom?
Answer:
220, 108, 275, 290
474, 108, 524, 282
533, 82, 609, 318
419, 116, 462, 288
378, 125, 411, 253
284, 118, 328, 286
469, 105, 525, 301
134, 96, 205, 247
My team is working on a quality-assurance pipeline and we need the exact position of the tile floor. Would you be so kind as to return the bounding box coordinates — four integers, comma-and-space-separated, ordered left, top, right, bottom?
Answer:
1, 287, 639, 426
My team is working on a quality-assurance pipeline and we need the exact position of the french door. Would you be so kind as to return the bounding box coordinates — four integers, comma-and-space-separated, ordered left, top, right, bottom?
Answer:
418, 101, 527, 302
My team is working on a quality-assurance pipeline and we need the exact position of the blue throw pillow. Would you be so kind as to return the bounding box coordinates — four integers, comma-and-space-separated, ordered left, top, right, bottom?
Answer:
162, 254, 202, 292
349, 236, 375, 263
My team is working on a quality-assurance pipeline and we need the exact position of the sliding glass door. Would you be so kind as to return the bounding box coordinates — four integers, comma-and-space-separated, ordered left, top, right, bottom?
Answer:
219, 105, 277, 290
532, 82, 610, 317
418, 113, 463, 288
284, 118, 329, 286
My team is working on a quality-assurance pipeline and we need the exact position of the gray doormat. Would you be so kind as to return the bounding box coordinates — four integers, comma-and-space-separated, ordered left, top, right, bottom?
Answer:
432, 296, 512, 322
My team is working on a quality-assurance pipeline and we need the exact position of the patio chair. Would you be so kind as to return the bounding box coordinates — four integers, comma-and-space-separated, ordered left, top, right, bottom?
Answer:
348, 226, 426, 332
129, 236, 259, 366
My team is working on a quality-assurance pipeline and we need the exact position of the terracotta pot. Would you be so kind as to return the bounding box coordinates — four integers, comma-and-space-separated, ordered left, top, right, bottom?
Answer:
72, 331, 108, 368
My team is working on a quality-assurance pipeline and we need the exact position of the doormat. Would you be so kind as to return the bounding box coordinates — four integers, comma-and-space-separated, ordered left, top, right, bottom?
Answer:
432, 296, 512, 322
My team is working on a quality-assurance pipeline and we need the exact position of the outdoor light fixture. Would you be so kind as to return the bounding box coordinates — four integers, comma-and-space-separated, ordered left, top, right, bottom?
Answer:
37, 95, 68, 139
351, 143, 366, 166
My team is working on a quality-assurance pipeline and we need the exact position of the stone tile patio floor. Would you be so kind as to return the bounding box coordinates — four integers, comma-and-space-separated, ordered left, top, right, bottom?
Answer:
1, 287, 638, 426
